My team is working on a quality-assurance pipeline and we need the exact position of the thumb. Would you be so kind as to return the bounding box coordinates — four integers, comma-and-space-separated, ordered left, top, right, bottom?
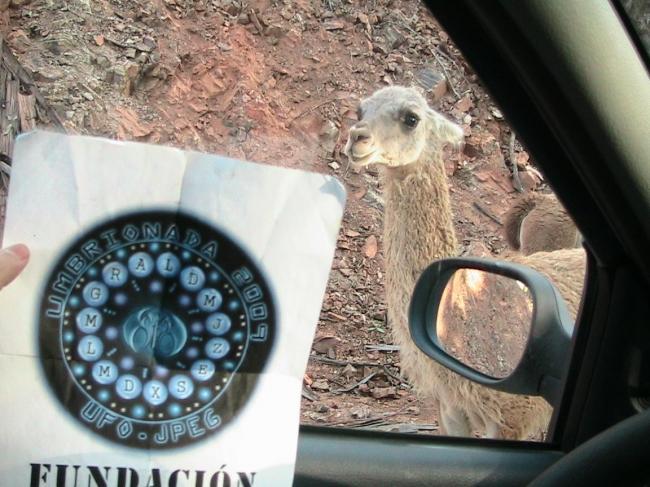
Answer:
0, 244, 30, 289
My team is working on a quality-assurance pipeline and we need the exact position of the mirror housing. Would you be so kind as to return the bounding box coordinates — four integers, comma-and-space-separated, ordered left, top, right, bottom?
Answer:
409, 257, 575, 404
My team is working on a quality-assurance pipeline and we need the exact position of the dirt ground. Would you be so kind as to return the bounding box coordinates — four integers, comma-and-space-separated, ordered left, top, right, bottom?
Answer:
1, 0, 551, 435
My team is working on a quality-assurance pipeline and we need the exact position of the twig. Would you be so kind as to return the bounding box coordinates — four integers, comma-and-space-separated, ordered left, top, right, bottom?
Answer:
327, 411, 402, 428
289, 98, 339, 124
249, 9, 264, 35
382, 365, 409, 387
104, 36, 128, 49
509, 132, 524, 193
309, 355, 394, 368
472, 201, 502, 226
331, 371, 377, 393
0, 159, 11, 176
429, 47, 460, 98
365, 344, 400, 352
301, 387, 317, 402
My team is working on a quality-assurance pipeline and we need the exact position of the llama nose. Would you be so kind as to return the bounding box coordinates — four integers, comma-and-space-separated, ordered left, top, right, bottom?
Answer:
350, 123, 372, 144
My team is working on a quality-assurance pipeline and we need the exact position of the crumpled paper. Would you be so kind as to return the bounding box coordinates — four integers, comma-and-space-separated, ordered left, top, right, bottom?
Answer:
0, 131, 345, 485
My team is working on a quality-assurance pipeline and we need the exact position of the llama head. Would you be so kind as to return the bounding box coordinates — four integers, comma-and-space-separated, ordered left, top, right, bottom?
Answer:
345, 86, 463, 169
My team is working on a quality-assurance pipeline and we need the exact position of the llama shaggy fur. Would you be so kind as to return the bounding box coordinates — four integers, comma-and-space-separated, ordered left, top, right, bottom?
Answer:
346, 86, 586, 439
504, 193, 582, 255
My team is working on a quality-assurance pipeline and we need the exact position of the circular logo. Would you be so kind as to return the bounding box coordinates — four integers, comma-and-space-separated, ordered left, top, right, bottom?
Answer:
39, 210, 276, 449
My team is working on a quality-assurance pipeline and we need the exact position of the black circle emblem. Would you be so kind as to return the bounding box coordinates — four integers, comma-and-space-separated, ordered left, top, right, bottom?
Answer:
39, 210, 276, 449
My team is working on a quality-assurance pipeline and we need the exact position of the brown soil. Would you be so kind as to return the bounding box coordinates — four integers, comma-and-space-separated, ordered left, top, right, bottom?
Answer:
1, 0, 552, 436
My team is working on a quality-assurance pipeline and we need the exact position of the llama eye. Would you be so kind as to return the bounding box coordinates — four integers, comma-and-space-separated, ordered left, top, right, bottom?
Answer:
356, 106, 364, 120
404, 112, 419, 128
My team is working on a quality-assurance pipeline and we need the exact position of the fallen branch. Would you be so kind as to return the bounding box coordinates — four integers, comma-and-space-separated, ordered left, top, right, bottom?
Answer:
331, 371, 377, 394
327, 411, 402, 428
365, 344, 400, 352
249, 9, 264, 36
309, 355, 394, 368
508, 132, 524, 193
289, 98, 340, 124
301, 387, 317, 402
429, 47, 460, 98
472, 201, 502, 226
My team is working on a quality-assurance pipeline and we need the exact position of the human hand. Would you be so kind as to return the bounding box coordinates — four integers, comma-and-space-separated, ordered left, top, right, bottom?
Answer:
0, 244, 30, 290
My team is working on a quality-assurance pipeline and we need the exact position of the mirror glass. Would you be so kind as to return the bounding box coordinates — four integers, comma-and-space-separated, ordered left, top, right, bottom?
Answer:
435, 269, 533, 379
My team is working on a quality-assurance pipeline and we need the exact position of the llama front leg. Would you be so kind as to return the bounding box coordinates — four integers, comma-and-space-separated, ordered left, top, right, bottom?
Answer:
439, 403, 472, 437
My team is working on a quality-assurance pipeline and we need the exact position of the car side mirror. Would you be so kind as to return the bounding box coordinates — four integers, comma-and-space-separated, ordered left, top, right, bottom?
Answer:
409, 257, 575, 404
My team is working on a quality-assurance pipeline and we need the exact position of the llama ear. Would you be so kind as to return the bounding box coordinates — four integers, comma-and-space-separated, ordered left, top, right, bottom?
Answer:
427, 108, 465, 150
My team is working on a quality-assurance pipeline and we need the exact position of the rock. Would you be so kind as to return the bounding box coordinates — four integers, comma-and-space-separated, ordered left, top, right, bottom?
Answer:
371, 386, 398, 399
519, 170, 540, 191
265, 24, 285, 38
363, 235, 378, 259
32, 66, 64, 83
316, 404, 329, 413
342, 364, 357, 379
312, 335, 341, 354
311, 379, 330, 391
0, 0, 10, 11
10, 0, 32, 6
490, 107, 504, 119
455, 95, 473, 113
95, 55, 111, 69
351, 405, 372, 419
324, 20, 345, 31
135, 42, 152, 53
328, 161, 340, 170
415, 67, 447, 100
106, 62, 140, 95
82, 92, 94, 101
383, 25, 406, 50
319, 119, 339, 153
224, 1, 239, 16
463, 142, 481, 158
125, 48, 137, 58
238, 13, 250, 24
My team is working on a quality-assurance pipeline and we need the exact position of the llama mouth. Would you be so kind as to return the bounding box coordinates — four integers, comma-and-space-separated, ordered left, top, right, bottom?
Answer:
349, 151, 378, 167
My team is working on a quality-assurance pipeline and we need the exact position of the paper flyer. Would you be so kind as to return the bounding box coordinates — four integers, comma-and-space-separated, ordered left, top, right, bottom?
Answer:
0, 131, 345, 486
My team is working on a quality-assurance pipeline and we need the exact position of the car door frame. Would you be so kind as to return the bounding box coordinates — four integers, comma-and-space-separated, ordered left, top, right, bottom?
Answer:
294, 1, 650, 485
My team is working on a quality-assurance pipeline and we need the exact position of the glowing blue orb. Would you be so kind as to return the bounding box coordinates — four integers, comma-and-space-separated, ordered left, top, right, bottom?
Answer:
132, 404, 146, 418
156, 252, 180, 278
168, 375, 194, 400
120, 356, 135, 370
128, 252, 154, 278
180, 267, 205, 292
105, 326, 119, 340
191, 360, 215, 382
82, 282, 109, 307
143, 380, 168, 406
168, 403, 182, 417
198, 388, 212, 402
92, 360, 118, 385
205, 338, 230, 360
116, 374, 142, 400
102, 262, 128, 288
114, 293, 128, 306
72, 363, 86, 377
76, 308, 103, 334
197, 288, 222, 312
77, 335, 103, 362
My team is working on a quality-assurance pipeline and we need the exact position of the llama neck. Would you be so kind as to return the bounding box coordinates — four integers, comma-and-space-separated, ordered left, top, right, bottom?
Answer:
383, 159, 458, 279
382, 158, 458, 343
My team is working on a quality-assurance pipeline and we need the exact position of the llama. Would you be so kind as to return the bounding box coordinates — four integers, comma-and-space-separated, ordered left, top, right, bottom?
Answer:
345, 86, 586, 439
504, 193, 582, 255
